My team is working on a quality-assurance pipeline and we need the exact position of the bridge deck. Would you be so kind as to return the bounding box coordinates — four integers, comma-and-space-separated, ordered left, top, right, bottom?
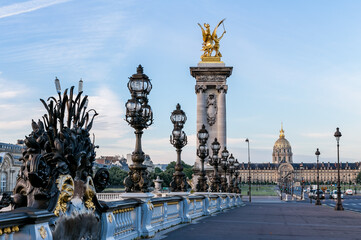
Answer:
158, 197, 361, 240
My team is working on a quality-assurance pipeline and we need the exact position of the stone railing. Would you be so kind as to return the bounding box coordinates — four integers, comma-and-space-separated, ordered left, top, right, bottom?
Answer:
0, 209, 54, 240
0, 193, 242, 240
97, 193, 124, 202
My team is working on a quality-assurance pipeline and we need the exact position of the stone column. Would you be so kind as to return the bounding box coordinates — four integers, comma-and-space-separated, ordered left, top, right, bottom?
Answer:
217, 85, 227, 149
195, 85, 207, 169
190, 63, 233, 177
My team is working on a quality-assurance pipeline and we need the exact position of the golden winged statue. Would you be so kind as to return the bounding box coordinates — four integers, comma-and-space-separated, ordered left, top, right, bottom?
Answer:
198, 19, 226, 61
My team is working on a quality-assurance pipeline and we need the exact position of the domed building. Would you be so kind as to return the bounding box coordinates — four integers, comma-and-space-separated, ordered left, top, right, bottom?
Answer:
237, 126, 361, 186
272, 125, 293, 164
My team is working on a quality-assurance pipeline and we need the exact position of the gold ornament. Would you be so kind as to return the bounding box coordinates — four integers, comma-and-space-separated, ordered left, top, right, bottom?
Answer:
84, 176, 96, 211
39, 226, 47, 239
54, 175, 74, 216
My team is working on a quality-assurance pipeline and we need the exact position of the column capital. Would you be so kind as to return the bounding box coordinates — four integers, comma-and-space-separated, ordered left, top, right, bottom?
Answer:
216, 85, 228, 93
195, 85, 207, 93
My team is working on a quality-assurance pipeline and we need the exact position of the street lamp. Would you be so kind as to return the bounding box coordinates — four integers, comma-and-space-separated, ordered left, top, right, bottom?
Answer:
220, 147, 229, 192
300, 163, 304, 200
315, 148, 321, 205
334, 127, 344, 211
245, 138, 251, 202
169, 103, 189, 192
227, 154, 235, 192
196, 124, 209, 192
124, 65, 153, 193
209, 138, 221, 192
234, 159, 240, 193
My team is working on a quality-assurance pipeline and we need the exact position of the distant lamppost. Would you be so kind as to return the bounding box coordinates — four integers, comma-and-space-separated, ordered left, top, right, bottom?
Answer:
300, 163, 304, 200
334, 127, 344, 211
234, 159, 240, 193
124, 65, 153, 193
354, 172, 357, 194
220, 147, 229, 192
209, 138, 221, 192
196, 124, 209, 192
227, 154, 235, 192
315, 148, 321, 205
169, 103, 189, 192
245, 138, 251, 202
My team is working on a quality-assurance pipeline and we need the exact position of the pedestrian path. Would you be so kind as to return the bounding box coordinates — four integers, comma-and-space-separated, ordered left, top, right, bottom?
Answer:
158, 200, 361, 240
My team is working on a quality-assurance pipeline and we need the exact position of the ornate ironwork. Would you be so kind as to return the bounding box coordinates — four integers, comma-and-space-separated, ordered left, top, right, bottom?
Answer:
123, 65, 153, 192
227, 154, 235, 192
209, 138, 221, 192
220, 147, 229, 192
196, 124, 209, 192
2, 79, 109, 212
169, 104, 189, 192
233, 159, 241, 193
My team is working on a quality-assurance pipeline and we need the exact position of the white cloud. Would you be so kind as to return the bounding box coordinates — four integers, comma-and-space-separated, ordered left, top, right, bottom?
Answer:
88, 87, 129, 140
301, 132, 332, 138
0, 0, 71, 19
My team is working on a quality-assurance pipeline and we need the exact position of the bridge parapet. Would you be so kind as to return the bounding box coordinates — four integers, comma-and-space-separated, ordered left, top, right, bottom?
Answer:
0, 193, 243, 239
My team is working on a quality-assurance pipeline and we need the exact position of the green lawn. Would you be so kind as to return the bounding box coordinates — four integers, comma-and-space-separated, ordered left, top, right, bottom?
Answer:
240, 184, 278, 196
102, 187, 125, 193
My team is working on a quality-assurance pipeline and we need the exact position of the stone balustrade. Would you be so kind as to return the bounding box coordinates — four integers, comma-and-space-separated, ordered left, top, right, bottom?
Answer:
0, 193, 243, 240
97, 193, 124, 202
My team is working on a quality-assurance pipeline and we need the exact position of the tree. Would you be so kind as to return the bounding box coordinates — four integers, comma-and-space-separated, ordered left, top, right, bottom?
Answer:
356, 171, 361, 184
108, 166, 128, 187
149, 161, 194, 187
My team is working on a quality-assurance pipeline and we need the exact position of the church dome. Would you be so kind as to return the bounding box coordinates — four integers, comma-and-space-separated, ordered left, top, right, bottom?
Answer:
272, 125, 293, 164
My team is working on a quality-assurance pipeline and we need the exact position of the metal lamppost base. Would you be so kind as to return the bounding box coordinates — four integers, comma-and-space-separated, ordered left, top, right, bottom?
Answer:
210, 176, 221, 192
335, 202, 344, 211
170, 172, 189, 192
196, 174, 209, 192
315, 199, 322, 205
221, 177, 228, 192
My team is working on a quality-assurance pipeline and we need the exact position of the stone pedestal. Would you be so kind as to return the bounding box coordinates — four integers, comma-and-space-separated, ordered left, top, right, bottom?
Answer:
190, 62, 233, 169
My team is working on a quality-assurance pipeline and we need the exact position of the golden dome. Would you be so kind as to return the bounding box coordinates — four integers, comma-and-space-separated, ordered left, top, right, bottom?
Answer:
273, 124, 292, 150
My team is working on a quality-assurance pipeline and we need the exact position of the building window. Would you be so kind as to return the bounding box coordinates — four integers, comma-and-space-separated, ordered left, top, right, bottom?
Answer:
1, 173, 7, 192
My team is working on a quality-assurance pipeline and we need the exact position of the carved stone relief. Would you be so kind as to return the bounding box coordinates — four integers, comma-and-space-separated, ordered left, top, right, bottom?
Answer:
206, 94, 217, 126
196, 75, 226, 82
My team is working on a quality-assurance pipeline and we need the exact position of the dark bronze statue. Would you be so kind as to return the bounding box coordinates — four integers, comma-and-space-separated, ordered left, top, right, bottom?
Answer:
1, 79, 109, 216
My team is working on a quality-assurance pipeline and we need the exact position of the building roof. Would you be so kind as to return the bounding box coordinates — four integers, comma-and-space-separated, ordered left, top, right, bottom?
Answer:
239, 162, 361, 170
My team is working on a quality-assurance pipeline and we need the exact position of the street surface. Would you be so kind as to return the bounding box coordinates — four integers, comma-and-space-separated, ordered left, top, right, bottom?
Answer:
155, 196, 361, 240
305, 193, 361, 213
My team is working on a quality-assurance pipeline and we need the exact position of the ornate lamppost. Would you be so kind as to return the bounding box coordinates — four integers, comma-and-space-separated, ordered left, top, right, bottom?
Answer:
196, 124, 209, 192
220, 147, 229, 192
233, 159, 240, 193
245, 138, 251, 202
334, 127, 344, 211
169, 103, 189, 192
209, 138, 221, 192
123, 65, 153, 193
227, 154, 235, 192
315, 148, 321, 205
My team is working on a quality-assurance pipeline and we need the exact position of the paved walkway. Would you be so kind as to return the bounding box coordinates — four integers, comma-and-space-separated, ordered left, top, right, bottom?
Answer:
157, 198, 361, 240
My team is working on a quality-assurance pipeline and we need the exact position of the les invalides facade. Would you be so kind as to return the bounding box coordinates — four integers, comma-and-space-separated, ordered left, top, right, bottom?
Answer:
238, 126, 361, 185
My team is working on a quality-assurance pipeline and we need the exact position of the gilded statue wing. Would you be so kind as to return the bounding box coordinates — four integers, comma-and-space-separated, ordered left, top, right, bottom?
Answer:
198, 23, 206, 42
211, 18, 226, 39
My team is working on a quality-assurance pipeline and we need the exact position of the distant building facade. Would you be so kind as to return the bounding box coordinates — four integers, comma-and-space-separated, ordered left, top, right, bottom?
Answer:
95, 155, 129, 171
238, 127, 361, 184
0, 140, 25, 192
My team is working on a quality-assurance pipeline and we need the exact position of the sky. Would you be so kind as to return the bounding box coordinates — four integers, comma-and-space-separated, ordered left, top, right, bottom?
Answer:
1, 0, 361, 165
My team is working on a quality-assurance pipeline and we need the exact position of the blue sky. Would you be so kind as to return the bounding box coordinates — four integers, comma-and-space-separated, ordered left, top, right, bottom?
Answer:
1, 0, 361, 165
